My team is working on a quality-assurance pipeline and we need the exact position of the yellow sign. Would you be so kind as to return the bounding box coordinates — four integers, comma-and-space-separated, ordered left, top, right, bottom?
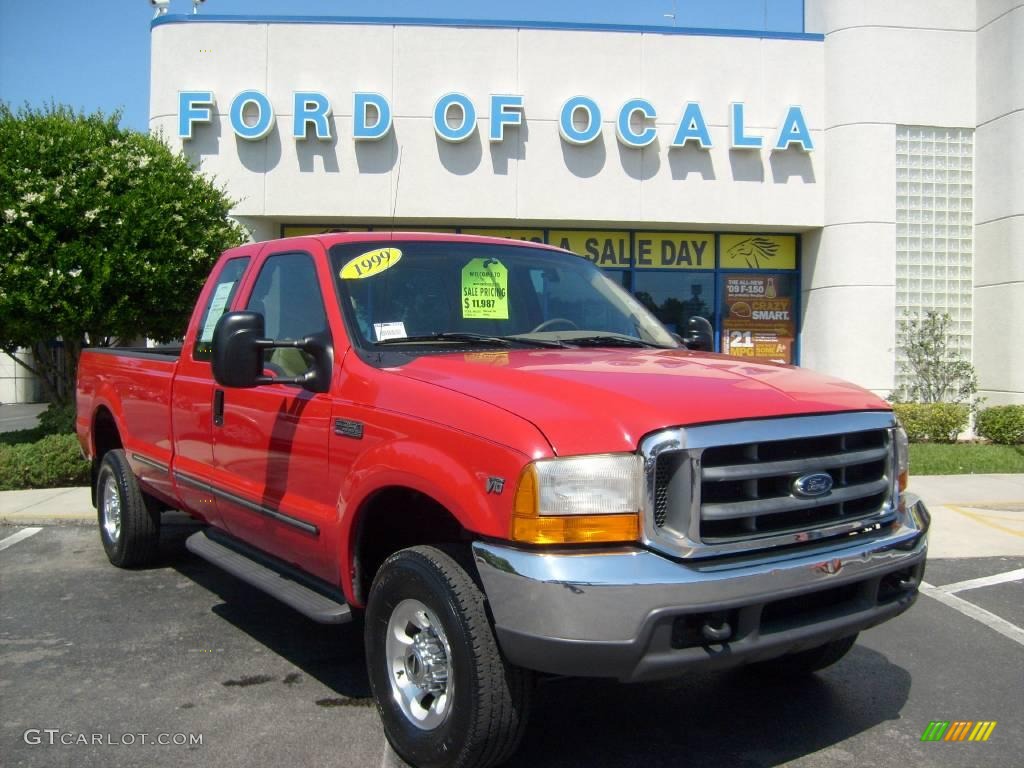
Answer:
387, 226, 458, 233
549, 230, 630, 268
720, 234, 796, 270
282, 226, 369, 238
461, 258, 509, 319
339, 248, 403, 280
462, 228, 546, 243
634, 232, 715, 269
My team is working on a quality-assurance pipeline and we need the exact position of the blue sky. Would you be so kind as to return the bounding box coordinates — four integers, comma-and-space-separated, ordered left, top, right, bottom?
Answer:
0, 0, 802, 132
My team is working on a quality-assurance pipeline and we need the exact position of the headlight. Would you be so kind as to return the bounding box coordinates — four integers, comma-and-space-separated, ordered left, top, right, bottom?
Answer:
511, 454, 642, 544
894, 425, 910, 492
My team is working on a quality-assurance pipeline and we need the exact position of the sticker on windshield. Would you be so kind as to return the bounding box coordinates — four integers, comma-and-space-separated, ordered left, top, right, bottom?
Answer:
373, 321, 407, 341
461, 258, 508, 319
199, 281, 234, 343
340, 248, 402, 280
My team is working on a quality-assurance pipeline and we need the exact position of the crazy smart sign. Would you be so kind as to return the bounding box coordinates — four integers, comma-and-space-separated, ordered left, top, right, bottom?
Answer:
178, 91, 814, 152
722, 274, 795, 364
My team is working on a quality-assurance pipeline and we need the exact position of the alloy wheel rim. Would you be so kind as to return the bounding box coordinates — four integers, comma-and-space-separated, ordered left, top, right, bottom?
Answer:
101, 476, 122, 542
385, 598, 454, 730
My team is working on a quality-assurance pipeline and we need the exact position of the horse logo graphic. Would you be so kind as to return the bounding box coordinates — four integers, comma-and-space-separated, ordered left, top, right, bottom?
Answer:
726, 237, 780, 268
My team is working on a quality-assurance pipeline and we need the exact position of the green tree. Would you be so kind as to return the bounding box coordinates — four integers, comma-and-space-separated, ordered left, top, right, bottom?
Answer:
891, 310, 978, 405
0, 104, 246, 405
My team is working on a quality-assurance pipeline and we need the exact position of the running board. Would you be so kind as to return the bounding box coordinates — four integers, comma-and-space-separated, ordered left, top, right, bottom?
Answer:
185, 530, 352, 625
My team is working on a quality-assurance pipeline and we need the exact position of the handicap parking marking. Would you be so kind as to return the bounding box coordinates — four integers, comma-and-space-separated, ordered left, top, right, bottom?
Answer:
948, 504, 1024, 538
0, 526, 43, 551
920, 580, 1024, 647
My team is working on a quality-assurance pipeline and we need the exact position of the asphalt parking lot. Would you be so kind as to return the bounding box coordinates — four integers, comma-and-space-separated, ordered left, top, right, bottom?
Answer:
2, 516, 1021, 768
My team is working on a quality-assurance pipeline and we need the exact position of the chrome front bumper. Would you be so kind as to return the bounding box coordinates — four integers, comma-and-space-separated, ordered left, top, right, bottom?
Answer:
474, 494, 929, 682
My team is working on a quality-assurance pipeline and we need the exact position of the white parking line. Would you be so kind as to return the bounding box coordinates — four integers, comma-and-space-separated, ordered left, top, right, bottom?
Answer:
920, 581, 1024, 647
937, 567, 1024, 594
0, 527, 43, 552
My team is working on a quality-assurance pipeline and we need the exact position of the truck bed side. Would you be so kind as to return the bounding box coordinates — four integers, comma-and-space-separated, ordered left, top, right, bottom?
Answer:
76, 346, 181, 504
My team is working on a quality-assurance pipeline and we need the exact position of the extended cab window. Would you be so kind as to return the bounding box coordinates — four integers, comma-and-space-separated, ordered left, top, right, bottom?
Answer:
193, 257, 250, 362
246, 252, 330, 378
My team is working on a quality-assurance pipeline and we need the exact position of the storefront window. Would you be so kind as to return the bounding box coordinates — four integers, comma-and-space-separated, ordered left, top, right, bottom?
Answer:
633, 272, 714, 335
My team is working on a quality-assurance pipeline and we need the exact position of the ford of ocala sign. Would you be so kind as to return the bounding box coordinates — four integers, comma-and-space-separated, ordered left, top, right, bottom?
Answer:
178, 91, 815, 151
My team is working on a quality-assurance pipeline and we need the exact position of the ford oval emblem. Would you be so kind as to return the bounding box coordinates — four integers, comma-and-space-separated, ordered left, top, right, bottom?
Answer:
792, 472, 834, 498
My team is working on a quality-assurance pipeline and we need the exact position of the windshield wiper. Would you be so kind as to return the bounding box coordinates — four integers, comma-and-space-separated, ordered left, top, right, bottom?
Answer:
497, 335, 573, 348
375, 333, 513, 346
563, 334, 665, 348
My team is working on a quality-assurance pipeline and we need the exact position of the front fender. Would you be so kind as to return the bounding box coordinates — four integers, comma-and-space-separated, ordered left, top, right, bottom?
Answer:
336, 433, 531, 604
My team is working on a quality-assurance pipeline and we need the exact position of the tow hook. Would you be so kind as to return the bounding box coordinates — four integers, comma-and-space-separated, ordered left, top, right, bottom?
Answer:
701, 618, 733, 643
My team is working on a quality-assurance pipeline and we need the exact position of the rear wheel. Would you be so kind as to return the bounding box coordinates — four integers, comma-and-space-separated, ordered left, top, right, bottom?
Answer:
96, 449, 160, 568
751, 633, 858, 675
365, 546, 531, 768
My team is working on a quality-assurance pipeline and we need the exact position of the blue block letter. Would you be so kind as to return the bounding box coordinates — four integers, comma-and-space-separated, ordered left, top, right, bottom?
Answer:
489, 94, 524, 142
293, 92, 333, 141
434, 93, 477, 143
230, 90, 275, 141
353, 92, 392, 141
559, 96, 602, 145
179, 91, 214, 140
775, 106, 814, 151
730, 102, 763, 149
671, 102, 712, 148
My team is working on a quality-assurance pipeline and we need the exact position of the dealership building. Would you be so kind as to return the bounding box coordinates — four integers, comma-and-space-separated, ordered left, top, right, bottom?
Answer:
3, 0, 1021, 407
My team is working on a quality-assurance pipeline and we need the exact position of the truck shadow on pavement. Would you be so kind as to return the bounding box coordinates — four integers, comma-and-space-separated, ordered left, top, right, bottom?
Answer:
162, 526, 371, 703
510, 648, 911, 767
162, 526, 912, 766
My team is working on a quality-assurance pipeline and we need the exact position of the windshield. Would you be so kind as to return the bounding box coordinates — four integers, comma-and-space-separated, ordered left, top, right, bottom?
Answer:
329, 240, 678, 349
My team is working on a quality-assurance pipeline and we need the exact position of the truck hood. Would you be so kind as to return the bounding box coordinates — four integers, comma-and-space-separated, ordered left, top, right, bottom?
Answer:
388, 348, 891, 455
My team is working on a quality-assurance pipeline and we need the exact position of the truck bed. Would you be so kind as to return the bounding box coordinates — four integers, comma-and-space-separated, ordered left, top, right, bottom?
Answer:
76, 345, 182, 502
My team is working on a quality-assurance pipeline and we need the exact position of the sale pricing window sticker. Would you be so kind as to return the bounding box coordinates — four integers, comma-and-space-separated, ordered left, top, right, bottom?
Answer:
373, 321, 407, 341
720, 235, 796, 270
461, 258, 509, 319
340, 248, 403, 279
200, 281, 235, 343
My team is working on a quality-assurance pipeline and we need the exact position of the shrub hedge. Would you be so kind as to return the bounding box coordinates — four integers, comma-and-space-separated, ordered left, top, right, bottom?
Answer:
892, 402, 970, 443
0, 433, 90, 490
975, 405, 1024, 445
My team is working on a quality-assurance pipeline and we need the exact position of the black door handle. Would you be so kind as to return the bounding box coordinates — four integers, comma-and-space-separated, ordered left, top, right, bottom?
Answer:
214, 389, 224, 427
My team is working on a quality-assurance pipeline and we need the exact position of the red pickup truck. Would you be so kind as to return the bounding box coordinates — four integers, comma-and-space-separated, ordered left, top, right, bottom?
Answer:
77, 232, 929, 768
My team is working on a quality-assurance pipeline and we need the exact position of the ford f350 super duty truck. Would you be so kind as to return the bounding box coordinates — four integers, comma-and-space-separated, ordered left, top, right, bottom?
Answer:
77, 232, 929, 768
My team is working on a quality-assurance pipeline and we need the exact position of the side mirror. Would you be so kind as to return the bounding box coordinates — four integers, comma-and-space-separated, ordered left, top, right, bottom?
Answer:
683, 315, 714, 352
212, 311, 266, 388
211, 311, 332, 393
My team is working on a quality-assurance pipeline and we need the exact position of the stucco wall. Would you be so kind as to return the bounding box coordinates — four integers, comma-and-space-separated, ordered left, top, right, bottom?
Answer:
150, 21, 825, 230
974, 1, 1024, 405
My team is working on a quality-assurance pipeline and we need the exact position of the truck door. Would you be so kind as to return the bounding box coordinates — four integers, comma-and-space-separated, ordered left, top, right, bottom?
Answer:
171, 253, 253, 526
210, 249, 338, 581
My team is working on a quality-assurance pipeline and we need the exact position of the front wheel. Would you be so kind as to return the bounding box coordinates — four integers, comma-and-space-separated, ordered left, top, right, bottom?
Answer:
365, 546, 531, 768
96, 449, 160, 568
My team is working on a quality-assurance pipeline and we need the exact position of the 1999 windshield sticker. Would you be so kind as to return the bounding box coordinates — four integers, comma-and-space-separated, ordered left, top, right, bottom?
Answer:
461, 258, 508, 319
339, 248, 402, 279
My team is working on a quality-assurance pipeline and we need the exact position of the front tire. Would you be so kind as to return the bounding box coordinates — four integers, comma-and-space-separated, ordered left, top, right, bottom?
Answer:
365, 546, 531, 768
96, 449, 160, 568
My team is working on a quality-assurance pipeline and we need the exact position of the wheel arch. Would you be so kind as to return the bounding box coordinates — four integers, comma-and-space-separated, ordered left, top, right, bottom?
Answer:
348, 485, 471, 608
90, 405, 123, 506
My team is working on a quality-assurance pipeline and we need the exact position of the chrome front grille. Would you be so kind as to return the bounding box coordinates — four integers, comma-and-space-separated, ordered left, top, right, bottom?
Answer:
641, 412, 899, 558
